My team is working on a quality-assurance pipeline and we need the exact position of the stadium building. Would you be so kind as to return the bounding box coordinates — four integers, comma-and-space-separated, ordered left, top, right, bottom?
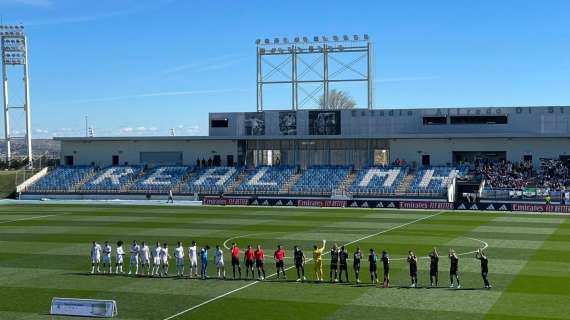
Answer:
15, 35, 570, 212
16, 105, 570, 211
56, 106, 570, 169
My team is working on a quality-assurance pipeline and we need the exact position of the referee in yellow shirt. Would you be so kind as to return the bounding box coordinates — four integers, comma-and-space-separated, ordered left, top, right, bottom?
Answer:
313, 240, 326, 281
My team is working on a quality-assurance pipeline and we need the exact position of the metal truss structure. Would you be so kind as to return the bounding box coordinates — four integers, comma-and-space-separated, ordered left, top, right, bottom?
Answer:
256, 34, 373, 111
1, 24, 32, 166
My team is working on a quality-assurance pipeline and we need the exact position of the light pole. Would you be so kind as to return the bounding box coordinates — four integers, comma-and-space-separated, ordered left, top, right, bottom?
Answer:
1, 24, 33, 168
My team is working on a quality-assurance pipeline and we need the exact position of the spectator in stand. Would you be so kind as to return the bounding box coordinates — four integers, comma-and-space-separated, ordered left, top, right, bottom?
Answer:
538, 159, 570, 190
477, 159, 533, 190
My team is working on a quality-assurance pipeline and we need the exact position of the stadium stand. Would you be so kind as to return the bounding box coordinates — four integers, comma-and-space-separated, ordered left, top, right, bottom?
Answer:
129, 166, 192, 193
349, 166, 408, 195
183, 166, 242, 194
537, 159, 570, 190
235, 166, 297, 195
408, 166, 467, 194
480, 159, 570, 200
80, 166, 144, 192
292, 165, 351, 194
26, 166, 95, 192
23, 163, 478, 199
477, 160, 532, 190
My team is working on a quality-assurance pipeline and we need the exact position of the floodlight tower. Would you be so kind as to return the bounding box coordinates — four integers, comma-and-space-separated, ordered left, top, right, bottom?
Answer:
256, 34, 373, 111
0, 24, 32, 167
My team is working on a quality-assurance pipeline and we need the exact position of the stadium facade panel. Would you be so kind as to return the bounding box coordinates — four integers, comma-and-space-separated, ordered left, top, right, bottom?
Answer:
56, 106, 570, 168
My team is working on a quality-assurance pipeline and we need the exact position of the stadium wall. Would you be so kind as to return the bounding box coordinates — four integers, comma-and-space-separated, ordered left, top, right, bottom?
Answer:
57, 136, 570, 168
390, 137, 570, 168
58, 138, 238, 167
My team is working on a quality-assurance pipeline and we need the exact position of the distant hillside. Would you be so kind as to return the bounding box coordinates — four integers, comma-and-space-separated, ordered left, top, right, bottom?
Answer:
0, 139, 60, 158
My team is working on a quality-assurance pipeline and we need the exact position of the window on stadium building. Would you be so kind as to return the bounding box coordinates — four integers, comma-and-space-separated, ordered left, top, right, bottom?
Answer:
211, 119, 229, 128
423, 116, 447, 125
450, 116, 508, 125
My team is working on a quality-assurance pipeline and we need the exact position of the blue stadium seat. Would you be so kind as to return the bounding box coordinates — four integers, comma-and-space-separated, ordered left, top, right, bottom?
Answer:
407, 165, 468, 194
80, 166, 143, 192
182, 166, 242, 194
26, 166, 95, 192
235, 166, 297, 194
129, 166, 192, 193
349, 166, 408, 195
292, 165, 351, 194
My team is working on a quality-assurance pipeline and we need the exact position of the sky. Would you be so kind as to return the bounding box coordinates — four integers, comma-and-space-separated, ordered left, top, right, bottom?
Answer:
0, 0, 569, 138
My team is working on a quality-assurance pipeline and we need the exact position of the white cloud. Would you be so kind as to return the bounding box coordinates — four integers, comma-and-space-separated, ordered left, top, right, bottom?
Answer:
43, 88, 251, 106
116, 125, 161, 136
118, 127, 134, 134
24, 0, 175, 26
175, 124, 203, 136
0, 0, 51, 7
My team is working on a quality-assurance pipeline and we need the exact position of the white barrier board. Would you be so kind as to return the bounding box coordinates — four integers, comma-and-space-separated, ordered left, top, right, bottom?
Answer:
50, 297, 118, 318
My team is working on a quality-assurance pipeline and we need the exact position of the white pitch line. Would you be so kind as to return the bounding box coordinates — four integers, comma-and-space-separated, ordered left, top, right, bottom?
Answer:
163, 210, 447, 320
222, 232, 282, 251
0, 212, 72, 225
387, 237, 489, 261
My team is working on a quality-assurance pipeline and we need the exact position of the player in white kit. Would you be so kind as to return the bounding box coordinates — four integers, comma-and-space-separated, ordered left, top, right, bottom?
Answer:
174, 242, 185, 277
102, 241, 112, 274
129, 240, 141, 275
140, 241, 151, 276
215, 245, 226, 279
152, 241, 162, 276
188, 240, 198, 278
115, 241, 125, 274
90, 241, 101, 274
159, 243, 171, 277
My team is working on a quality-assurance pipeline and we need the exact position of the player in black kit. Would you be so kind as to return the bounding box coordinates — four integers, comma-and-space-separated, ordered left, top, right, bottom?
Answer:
475, 249, 491, 289
381, 250, 390, 288
338, 246, 349, 283
353, 247, 362, 284
429, 247, 439, 287
407, 250, 418, 287
449, 248, 461, 288
294, 245, 306, 282
369, 248, 378, 284
330, 244, 339, 282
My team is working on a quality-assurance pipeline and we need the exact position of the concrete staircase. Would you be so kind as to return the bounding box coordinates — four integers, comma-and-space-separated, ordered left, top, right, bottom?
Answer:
396, 174, 415, 193
122, 171, 146, 193
337, 170, 358, 192
225, 171, 248, 194
72, 169, 97, 192
280, 173, 302, 194
171, 170, 196, 193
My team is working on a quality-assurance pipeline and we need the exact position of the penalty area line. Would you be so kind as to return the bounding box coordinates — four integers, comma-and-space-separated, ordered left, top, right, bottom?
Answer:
162, 210, 447, 320
0, 212, 73, 225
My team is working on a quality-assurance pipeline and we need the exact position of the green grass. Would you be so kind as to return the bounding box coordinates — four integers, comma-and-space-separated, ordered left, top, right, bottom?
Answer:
0, 204, 568, 320
0, 170, 37, 198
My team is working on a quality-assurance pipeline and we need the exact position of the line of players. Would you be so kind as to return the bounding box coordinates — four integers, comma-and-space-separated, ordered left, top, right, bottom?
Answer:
89, 239, 491, 288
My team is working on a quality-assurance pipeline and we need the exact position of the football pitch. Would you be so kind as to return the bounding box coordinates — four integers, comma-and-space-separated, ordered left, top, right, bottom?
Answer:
0, 203, 569, 320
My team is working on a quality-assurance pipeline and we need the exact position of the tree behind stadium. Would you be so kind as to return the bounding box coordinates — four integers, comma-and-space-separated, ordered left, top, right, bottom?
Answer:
319, 89, 356, 110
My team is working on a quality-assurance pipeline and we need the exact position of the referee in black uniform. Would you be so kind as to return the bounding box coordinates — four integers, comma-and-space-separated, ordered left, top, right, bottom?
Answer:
449, 248, 461, 288
330, 244, 339, 282
353, 247, 362, 284
407, 251, 418, 288
475, 249, 491, 289
429, 247, 439, 287
338, 246, 349, 283
381, 250, 390, 288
